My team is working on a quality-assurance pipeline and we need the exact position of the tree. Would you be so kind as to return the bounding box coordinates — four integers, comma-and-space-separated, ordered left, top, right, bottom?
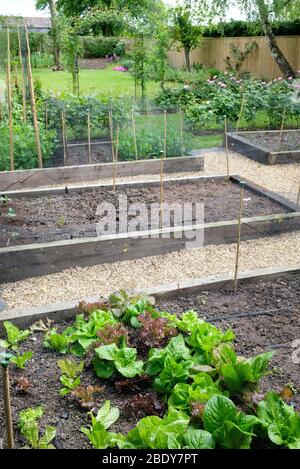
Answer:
195, 0, 296, 79
170, 2, 202, 71
36, 0, 62, 70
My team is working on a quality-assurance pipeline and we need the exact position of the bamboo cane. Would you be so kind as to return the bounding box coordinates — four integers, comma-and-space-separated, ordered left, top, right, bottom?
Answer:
113, 125, 119, 191
277, 107, 286, 151
87, 110, 92, 165
297, 183, 300, 206
61, 109, 68, 166
17, 26, 27, 123
2, 367, 14, 449
224, 116, 230, 180
108, 100, 115, 164
164, 109, 167, 159
132, 107, 138, 160
236, 93, 246, 133
25, 22, 43, 168
234, 183, 244, 293
179, 106, 184, 157
45, 99, 48, 131
6, 27, 14, 171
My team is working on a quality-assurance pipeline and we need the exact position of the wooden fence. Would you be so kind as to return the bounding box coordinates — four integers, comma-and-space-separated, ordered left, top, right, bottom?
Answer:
167, 35, 300, 81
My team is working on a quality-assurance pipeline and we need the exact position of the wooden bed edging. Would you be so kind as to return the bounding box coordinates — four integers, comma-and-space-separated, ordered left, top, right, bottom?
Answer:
0, 154, 204, 192
1, 264, 299, 328
226, 131, 300, 165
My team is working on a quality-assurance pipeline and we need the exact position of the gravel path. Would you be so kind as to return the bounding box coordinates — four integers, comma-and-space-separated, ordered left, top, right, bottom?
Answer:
2, 232, 300, 310
1, 149, 299, 311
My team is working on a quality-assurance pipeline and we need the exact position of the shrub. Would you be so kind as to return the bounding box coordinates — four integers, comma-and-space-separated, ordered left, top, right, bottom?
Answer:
82, 36, 126, 58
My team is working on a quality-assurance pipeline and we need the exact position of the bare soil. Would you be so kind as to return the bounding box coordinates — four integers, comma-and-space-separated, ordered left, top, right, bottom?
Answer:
239, 130, 300, 152
0, 276, 299, 449
0, 179, 290, 247
49, 139, 113, 167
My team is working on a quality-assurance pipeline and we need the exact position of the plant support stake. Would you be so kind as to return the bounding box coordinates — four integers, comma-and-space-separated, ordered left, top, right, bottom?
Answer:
113, 125, 119, 191
6, 27, 14, 171
25, 21, 43, 168
236, 93, 246, 133
132, 107, 138, 160
297, 183, 300, 206
225, 116, 230, 179
17, 26, 27, 123
179, 107, 184, 157
61, 109, 68, 166
277, 107, 286, 151
234, 182, 244, 293
1, 352, 14, 449
87, 111, 92, 165
108, 99, 115, 164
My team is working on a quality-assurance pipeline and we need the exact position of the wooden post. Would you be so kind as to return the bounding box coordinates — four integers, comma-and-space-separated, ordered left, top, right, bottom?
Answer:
159, 150, 164, 230
179, 107, 184, 157
25, 22, 43, 168
17, 27, 27, 123
87, 110, 92, 165
6, 28, 14, 171
108, 99, 115, 164
225, 116, 230, 180
2, 367, 14, 449
132, 107, 138, 160
236, 93, 246, 132
45, 99, 48, 131
277, 107, 286, 151
234, 183, 244, 293
61, 109, 68, 166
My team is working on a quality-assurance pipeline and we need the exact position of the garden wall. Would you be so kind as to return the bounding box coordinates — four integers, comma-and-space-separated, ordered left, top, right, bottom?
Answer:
167, 36, 300, 81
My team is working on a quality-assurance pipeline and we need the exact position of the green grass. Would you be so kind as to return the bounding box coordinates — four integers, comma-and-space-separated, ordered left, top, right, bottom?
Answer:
33, 64, 162, 98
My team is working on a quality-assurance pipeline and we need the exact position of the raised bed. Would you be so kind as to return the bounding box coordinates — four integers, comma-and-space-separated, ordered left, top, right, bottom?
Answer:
227, 130, 300, 165
0, 265, 299, 449
0, 154, 204, 192
0, 175, 299, 283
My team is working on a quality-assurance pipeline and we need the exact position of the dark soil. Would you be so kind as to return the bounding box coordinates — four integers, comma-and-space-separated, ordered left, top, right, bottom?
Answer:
0, 179, 290, 247
157, 275, 300, 410
0, 276, 299, 449
239, 130, 300, 152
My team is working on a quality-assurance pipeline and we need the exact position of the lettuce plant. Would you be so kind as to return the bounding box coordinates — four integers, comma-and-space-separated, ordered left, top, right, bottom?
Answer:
71, 385, 104, 409
108, 290, 155, 327
18, 407, 56, 449
203, 395, 259, 449
57, 358, 84, 396
145, 335, 194, 394
168, 373, 224, 412
257, 392, 300, 449
81, 400, 121, 449
119, 407, 214, 449
217, 345, 274, 393
0, 321, 31, 351
93, 341, 144, 379
11, 351, 33, 369
43, 329, 71, 354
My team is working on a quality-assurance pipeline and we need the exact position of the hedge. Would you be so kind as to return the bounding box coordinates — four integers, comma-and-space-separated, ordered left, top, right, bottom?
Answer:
203, 19, 300, 37
81, 36, 126, 58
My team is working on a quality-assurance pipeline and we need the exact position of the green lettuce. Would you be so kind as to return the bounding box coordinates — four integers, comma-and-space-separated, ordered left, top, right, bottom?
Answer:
18, 406, 56, 449
93, 342, 144, 378
0, 321, 31, 351
203, 395, 259, 448
257, 392, 300, 449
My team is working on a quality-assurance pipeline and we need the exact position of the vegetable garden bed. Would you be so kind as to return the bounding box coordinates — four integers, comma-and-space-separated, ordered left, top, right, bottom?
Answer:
0, 265, 299, 449
0, 175, 299, 283
227, 130, 300, 165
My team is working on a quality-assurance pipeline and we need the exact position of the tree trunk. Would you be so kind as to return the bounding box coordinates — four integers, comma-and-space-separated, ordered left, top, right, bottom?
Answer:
184, 46, 191, 71
49, 0, 62, 71
256, 0, 295, 79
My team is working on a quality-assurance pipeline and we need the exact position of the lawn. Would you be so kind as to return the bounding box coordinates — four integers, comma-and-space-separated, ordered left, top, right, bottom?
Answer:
33, 64, 163, 99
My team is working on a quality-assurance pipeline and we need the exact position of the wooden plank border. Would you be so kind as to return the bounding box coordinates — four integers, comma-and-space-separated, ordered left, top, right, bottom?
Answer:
0, 175, 299, 284
0, 154, 204, 192
226, 131, 300, 165
1, 264, 299, 328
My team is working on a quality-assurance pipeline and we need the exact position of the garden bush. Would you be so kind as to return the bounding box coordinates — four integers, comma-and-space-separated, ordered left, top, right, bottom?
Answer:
82, 36, 126, 59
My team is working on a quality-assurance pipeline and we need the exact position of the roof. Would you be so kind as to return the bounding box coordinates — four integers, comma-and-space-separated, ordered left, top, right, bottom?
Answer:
1, 16, 51, 33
